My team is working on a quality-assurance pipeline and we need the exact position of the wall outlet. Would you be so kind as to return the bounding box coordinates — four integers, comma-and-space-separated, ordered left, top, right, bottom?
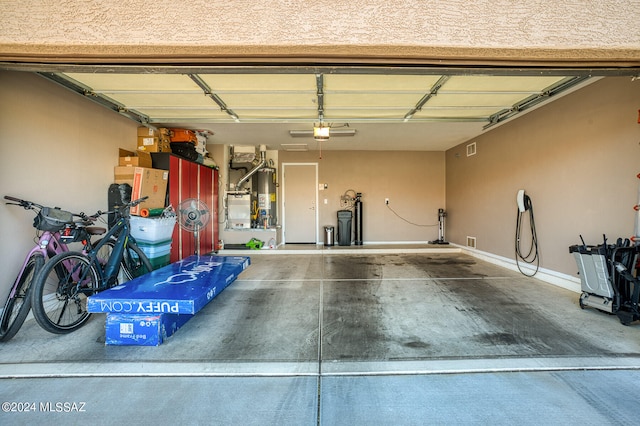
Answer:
385, 198, 389, 205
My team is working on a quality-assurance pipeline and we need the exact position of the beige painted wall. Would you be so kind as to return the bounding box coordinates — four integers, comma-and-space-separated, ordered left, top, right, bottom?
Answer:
0, 71, 139, 300
279, 150, 445, 243
446, 77, 640, 277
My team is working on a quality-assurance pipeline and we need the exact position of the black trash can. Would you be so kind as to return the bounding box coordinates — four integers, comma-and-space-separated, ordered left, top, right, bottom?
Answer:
324, 226, 335, 246
337, 210, 352, 246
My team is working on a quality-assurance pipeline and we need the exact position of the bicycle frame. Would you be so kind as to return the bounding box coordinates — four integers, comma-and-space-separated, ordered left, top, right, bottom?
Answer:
8, 231, 69, 300
67, 212, 137, 295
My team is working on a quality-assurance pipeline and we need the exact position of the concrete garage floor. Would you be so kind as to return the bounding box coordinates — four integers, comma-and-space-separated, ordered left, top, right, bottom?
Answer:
1, 247, 640, 425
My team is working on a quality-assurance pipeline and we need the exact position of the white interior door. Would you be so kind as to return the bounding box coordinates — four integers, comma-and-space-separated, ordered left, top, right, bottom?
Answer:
282, 163, 317, 243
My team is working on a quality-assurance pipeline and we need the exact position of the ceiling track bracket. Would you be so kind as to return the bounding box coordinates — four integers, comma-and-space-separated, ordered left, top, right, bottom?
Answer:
188, 73, 240, 122
484, 75, 590, 130
315, 73, 325, 123
404, 75, 451, 121
37, 72, 151, 126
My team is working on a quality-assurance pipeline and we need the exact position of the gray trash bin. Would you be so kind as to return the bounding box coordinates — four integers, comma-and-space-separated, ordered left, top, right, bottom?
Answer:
324, 226, 335, 246
337, 210, 352, 246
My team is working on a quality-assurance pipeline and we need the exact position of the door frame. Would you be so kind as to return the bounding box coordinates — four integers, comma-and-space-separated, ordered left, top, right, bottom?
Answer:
281, 162, 318, 244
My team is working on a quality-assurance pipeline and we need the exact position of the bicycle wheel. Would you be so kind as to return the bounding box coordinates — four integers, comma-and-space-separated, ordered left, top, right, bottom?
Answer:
0, 253, 44, 341
93, 238, 152, 283
30, 251, 100, 334
122, 242, 153, 280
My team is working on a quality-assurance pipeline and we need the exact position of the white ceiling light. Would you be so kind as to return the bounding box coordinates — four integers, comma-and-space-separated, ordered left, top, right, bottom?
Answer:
288, 129, 357, 139
313, 124, 330, 141
289, 127, 357, 139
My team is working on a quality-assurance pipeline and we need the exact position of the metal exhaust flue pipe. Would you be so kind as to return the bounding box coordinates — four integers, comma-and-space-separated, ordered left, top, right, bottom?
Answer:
235, 145, 266, 191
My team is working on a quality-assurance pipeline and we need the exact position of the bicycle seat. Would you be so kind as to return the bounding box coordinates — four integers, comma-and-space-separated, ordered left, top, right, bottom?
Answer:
86, 226, 107, 235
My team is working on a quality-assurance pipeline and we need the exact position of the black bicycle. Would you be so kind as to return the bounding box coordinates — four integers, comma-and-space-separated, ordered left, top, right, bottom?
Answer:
30, 197, 153, 334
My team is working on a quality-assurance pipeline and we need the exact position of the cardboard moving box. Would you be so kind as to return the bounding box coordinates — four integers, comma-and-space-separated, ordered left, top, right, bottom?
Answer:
105, 313, 191, 346
114, 166, 168, 215
137, 127, 159, 138
137, 127, 171, 152
89, 255, 251, 345
137, 136, 161, 152
118, 148, 152, 168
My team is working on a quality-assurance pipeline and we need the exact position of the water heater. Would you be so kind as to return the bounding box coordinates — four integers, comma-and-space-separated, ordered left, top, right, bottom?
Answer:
257, 167, 277, 227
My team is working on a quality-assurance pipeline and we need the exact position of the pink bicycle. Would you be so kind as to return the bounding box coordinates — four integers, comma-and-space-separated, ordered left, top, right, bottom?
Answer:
0, 196, 105, 341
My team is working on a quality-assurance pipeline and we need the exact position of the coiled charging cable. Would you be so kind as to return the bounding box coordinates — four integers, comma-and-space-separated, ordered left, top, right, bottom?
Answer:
515, 194, 540, 276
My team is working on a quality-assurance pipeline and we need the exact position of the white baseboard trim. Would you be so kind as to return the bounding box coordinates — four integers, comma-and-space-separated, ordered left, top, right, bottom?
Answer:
452, 243, 581, 294
366, 241, 444, 246
314, 240, 436, 246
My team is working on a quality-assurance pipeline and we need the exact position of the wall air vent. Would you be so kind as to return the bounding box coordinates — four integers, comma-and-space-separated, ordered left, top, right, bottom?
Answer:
466, 142, 477, 157
466, 236, 477, 249
281, 144, 309, 151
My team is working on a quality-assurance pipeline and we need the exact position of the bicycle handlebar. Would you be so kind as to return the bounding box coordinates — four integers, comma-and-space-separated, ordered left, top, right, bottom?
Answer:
86, 196, 149, 218
132, 196, 149, 206
4, 195, 43, 210
5, 195, 95, 225
4, 195, 23, 203
5, 195, 148, 225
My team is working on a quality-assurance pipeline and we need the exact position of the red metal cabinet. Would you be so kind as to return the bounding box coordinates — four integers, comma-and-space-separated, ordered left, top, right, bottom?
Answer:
152, 153, 218, 262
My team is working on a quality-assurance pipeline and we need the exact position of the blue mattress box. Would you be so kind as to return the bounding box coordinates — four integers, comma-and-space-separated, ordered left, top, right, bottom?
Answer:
88, 255, 250, 315
105, 312, 192, 346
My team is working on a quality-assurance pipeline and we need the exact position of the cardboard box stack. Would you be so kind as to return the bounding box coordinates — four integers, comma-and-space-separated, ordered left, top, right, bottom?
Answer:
113, 127, 171, 217
114, 165, 168, 216
137, 127, 171, 153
